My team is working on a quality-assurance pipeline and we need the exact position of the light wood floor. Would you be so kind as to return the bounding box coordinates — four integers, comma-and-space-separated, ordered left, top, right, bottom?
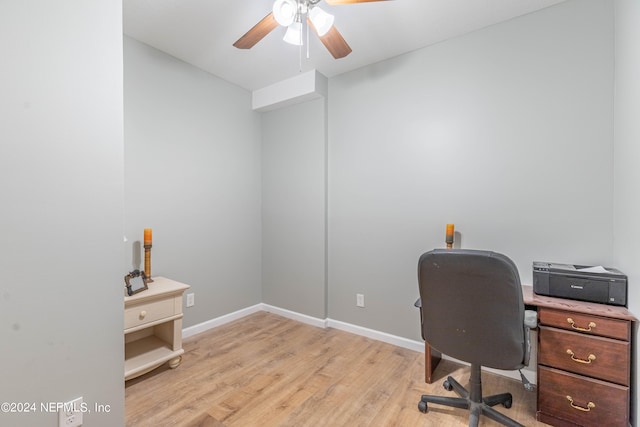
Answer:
126, 312, 550, 426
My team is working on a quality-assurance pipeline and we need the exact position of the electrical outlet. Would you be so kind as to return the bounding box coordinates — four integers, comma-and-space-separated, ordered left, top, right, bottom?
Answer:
186, 293, 195, 307
58, 397, 83, 427
356, 293, 365, 308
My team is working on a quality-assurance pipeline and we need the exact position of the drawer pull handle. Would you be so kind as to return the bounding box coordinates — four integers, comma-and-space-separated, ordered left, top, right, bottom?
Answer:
566, 396, 595, 412
139, 310, 147, 319
567, 317, 596, 332
566, 349, 596, 364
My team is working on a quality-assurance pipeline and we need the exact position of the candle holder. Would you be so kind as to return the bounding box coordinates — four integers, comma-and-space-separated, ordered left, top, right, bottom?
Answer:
144, 242, 154, 283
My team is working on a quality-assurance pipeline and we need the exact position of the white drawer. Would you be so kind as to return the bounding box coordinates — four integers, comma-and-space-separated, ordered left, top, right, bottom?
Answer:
125, 298, 176, 330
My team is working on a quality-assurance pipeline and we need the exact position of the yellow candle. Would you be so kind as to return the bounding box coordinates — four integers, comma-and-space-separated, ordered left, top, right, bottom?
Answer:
144, 228, 152, 244
445, 224, 454, 244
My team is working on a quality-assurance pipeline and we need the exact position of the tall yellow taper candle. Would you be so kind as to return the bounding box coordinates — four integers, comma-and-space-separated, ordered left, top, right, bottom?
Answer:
445, 223, 454, 249
144, 228, 152, 245
143, 228, 153, 281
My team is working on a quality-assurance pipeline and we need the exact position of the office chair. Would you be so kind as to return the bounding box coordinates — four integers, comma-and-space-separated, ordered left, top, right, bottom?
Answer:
416, 249, 532, 427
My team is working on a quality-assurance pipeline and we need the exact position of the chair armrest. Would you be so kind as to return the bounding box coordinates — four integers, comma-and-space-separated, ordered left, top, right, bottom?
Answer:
523, 310, 538, 366
524, 310, 537, 329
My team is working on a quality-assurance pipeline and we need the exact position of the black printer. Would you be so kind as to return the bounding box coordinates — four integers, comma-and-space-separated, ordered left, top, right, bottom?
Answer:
533, 261, 627, 307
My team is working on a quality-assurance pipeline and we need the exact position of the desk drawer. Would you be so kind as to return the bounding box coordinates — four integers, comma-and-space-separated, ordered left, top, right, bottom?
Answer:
125, 298, 176, 330
538, 366, 628, 427
539, 308, 630, 340
538, 326, 629, 386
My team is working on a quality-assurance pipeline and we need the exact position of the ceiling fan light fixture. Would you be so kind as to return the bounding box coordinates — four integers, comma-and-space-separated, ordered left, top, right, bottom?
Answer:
273, 0, 298, 27
283, 21, 303, 45
309, 6, 334, 36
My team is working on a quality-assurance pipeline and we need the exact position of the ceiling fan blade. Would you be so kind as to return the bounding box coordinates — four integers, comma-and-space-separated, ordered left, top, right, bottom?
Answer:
233, 12, 279, 49
325, 0, 390, 4
319, 26, 353, 59
308, 19, 352, 59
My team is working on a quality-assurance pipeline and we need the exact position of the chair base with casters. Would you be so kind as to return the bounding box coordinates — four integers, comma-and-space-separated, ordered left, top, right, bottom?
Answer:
418, 364, 524, 427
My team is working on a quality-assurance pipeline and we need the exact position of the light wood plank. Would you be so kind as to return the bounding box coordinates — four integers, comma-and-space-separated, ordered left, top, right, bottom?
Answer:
126, 312, 550, 426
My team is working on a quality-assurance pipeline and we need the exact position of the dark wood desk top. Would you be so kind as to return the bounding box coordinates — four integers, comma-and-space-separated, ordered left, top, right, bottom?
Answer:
522, 285, 637, 321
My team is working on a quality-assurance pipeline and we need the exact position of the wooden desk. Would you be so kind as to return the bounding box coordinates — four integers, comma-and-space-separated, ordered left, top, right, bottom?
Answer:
423, 285, 637, 426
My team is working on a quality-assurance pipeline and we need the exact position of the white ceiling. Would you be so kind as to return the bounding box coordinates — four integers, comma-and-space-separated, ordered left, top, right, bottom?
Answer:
123, 0, 566, 92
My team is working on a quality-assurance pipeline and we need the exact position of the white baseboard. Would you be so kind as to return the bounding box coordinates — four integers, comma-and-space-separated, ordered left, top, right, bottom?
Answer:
261, 303, 329, 329
182, 304, 537, 384
182, 303, 263, 338
326, 318, 425, 353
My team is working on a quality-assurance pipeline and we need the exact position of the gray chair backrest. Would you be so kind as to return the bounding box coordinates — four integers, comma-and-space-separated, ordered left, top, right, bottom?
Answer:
418, 249, 526, 370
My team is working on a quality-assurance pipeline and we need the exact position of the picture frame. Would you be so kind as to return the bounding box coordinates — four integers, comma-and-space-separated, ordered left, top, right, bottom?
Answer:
124, 270, 149, 296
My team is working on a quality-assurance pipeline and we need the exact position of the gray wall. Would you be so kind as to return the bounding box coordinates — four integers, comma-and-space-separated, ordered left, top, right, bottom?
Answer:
124, 38, 262, 327
328, 0, 614, 339
0, 1, 125, 426
261, 98, 327, 319
613, 1, 640, 424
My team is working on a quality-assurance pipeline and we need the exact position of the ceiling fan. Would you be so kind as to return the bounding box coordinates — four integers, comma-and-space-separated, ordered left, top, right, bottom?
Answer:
233, 0, 390, 59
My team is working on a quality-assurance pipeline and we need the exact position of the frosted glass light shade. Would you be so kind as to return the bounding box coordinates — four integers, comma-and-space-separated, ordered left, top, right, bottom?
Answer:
273, 0, 297, 27
283, 21, 303, 45
309, 6, 334, 36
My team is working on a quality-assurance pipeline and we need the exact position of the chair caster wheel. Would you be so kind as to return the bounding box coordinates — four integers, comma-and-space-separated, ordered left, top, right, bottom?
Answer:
503, 398, 512, 409
418, 401, 428, 413
443, 380, 453, 391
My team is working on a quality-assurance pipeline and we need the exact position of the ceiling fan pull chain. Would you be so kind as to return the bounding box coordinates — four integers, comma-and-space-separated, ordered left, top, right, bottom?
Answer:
298, 37, 302, 72
306, 18, 310, 59
297, 7, 302, 72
